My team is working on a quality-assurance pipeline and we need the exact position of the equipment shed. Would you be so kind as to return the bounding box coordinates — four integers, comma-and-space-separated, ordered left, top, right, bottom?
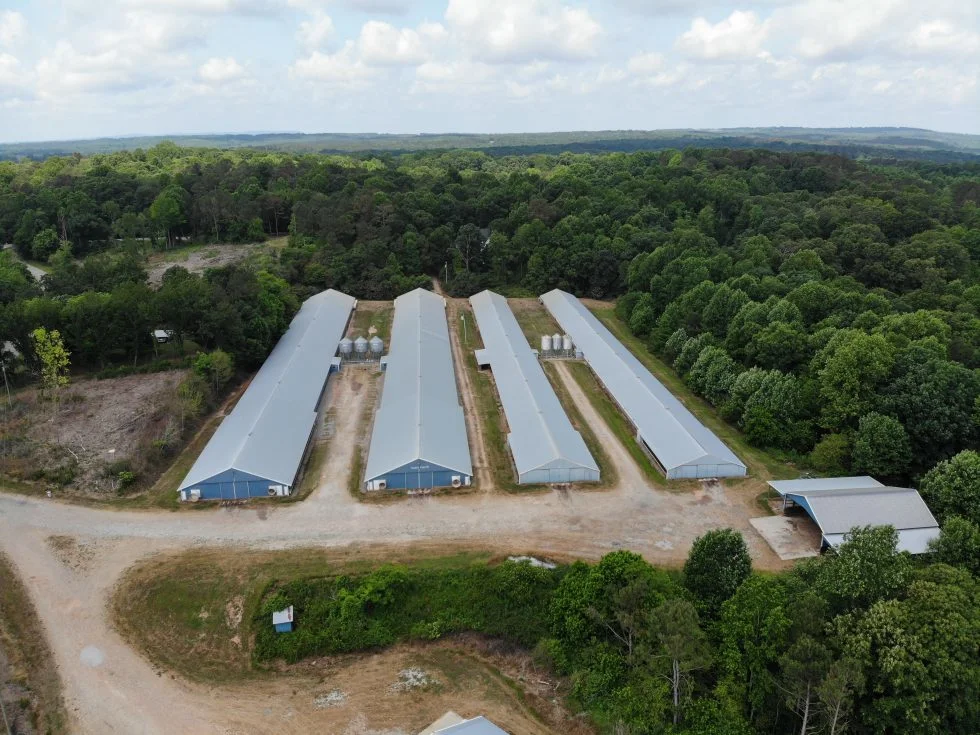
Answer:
540, 289, 746, 480
768, 476, 940, 554
178, 289, 356, 501
469, 290, 599, 484
364, 288, 472, 491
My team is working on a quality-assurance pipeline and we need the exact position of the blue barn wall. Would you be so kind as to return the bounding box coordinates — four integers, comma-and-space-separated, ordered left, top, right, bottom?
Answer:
185, 469, 280, 500
369, 460, 468, 490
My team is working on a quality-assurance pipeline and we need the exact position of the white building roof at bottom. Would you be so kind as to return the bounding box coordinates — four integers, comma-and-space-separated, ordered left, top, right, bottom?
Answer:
539, 289, 745, 474
364, 288, 472, 480
432, 716, 509, 735
179, 289, 356, 490
469, 290, 598, 477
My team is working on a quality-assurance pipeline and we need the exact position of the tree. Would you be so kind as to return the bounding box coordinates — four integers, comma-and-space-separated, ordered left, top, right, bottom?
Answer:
928, 517, 980, 576
815, 330, 895, 431
652, 598, 712, 726
149, 185, 186, 249
194, 349, 234, 394
919, 450, 980, 524
850, 412, 911, 478
836, 566, 980, 734
31, 327, 70, 400
816, 525, 910, 610
683, 529, 752, 617
816, 657, 864, 735
779, 636, 831, 735
718, 575, 791, 727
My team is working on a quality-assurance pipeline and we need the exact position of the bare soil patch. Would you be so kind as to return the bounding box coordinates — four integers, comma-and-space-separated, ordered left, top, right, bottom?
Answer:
146, 243, 259, 285
1, 371, 186, 496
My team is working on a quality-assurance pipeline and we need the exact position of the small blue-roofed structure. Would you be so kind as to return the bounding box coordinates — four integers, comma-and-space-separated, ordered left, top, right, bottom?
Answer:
272, 605, 294, 633
178, 289, 356, 501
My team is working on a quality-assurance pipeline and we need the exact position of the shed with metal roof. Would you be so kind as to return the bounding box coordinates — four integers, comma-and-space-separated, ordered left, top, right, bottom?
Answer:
420, 713, 509, 735
767, 477, 940, 554
364, 289, 472, 491
469, 290, 599, 484
178, 289, 356, 501
539, 290, 746, 480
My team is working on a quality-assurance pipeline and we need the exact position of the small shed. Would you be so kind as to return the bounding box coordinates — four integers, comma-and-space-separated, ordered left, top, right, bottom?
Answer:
272, 605, 294, 633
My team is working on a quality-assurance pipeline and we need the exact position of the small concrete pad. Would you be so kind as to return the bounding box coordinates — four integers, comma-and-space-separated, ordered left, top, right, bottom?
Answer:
750, 515, 821, 560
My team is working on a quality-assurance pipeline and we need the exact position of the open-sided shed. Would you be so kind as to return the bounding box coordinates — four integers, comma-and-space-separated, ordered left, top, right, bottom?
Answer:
470, 290, 598, 484
364, 288, 472, 491
540, 289, 745, 480
178, 289, 356, 501
768, 476, 940, 553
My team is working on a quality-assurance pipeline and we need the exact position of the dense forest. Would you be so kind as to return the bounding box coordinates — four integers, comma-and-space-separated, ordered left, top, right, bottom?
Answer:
1, 143, 979, 481
253, 527, 980, 735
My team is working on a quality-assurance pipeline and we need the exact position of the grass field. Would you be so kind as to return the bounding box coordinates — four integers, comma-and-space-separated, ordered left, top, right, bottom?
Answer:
349, 302, 394, 342
589, 306, 797, 481
0, 552, 67, 734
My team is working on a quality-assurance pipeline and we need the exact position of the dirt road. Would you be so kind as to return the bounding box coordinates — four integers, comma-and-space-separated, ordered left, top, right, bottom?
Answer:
0, 349, 780, 734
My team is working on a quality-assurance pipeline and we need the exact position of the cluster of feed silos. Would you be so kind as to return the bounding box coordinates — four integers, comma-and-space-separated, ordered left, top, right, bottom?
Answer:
338, 335, 384, 362
539, 332, 576, 358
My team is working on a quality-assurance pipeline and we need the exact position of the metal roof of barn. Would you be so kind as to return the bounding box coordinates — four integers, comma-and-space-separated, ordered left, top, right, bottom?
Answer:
432, 716, 509, 735
179, 289, 356, 491
469, 290, 598, 478
364, 289, 472, 481
539, 290, 745, 477
767, 477, 940, 554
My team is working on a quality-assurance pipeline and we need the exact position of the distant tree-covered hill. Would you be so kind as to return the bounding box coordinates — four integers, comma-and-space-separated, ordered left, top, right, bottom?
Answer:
2, 127, 979, 162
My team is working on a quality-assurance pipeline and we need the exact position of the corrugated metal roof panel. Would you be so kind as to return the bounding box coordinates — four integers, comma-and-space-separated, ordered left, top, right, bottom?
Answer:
783, 485, 939, 536
179, 289, 356, 490
434, 716, 509, 735
364, 289, 472, 481
539, 290, 745, 476
469, 290, 598, 479
768, 476, 884, 495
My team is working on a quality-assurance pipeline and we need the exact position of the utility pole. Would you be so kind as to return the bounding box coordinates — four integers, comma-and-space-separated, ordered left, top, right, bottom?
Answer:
461, 314, 467, 344
1, 363, 10, 409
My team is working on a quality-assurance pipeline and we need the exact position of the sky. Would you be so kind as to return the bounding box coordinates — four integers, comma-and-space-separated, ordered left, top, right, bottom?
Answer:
0, 0, 977, 142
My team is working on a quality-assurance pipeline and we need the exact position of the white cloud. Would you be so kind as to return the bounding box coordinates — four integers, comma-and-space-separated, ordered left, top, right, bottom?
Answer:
774, 0, 899, 60
297, 10, 334, 50
357, 19, 444, 66
627, 51, 665, 75
0, 11, 26, 47
905, 20, 980, 56
445, 0, 602, 63
676, 10, 770, 60
290, 41, 377, 85
199, 57, 246, 82
35, 42, 173, 98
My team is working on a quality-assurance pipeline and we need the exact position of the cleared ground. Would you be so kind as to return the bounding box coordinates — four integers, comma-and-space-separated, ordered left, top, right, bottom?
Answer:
146, 241, 269, 284
1, 371, 187, 499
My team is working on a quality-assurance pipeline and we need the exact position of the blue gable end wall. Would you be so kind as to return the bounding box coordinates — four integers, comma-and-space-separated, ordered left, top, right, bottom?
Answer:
369, 460, 467, 490
185, 468, 282, 500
